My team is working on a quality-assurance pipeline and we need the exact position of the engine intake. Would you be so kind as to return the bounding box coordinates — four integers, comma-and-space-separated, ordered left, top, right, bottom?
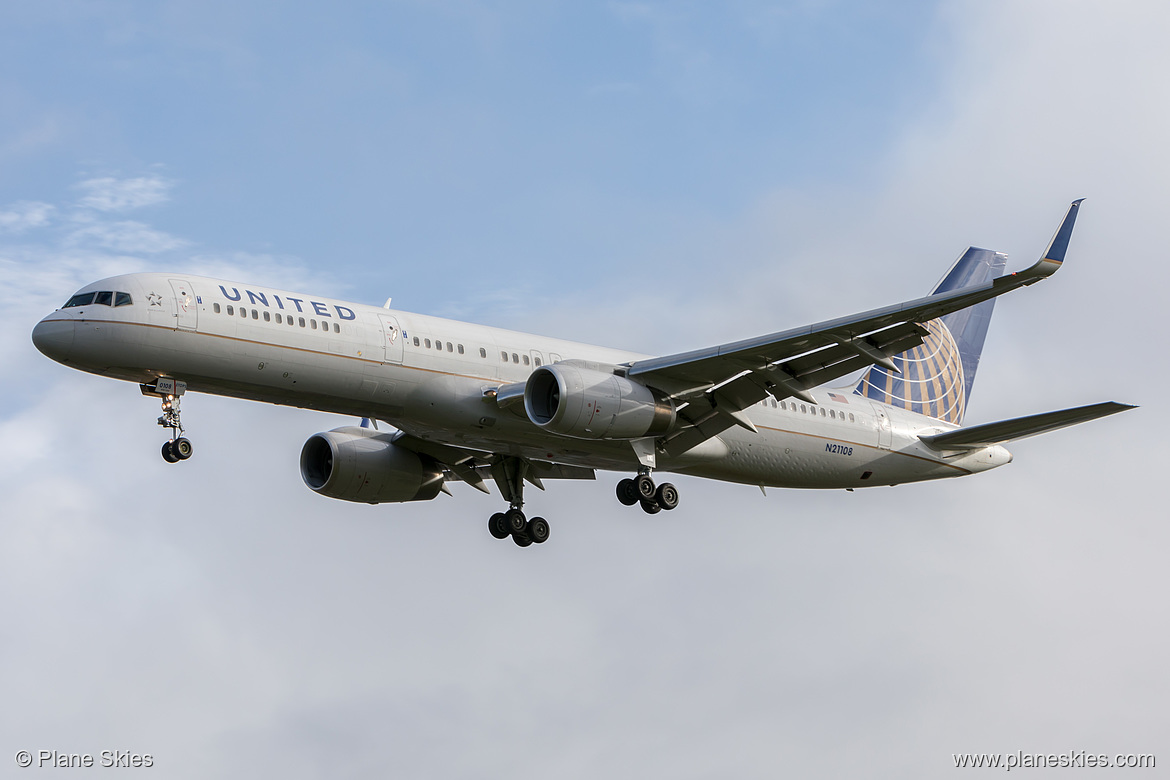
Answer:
524, 363, 675, 440
300, 427, 444, 504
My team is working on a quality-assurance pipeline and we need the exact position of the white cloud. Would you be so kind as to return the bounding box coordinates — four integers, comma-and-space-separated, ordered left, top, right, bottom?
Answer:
0, 201, 54, 233
65, 218, 188, 253
75, 175, 174, 212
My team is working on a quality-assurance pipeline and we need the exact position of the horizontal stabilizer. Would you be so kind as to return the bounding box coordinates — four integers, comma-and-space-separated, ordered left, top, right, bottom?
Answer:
919, 401, 1135, 450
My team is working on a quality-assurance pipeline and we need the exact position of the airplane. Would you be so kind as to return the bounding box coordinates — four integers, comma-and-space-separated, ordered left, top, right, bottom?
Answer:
31, 200, 1132, 547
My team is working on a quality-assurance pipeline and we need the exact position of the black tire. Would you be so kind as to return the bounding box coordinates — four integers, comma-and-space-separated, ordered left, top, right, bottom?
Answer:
635, 474, 656, 500
512, 532, 533, 548
616, 478, 639, 506
488, 512, 510, 539
640, 499, 662, 515
505, 508, 527, 535
161, 441, 179, 463
173, 437, 193, 460
655, 482, 679, 510
528, 517, 550, 544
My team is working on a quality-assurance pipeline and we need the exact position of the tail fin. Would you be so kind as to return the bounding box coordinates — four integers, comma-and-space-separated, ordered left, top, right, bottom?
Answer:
854, 247, 1007, 424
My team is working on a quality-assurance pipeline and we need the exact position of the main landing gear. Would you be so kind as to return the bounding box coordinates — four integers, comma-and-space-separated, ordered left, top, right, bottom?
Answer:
616, 472, 679, 514
488, 508, 550, 547
143, 378, 193, 464
486, 457, 549, 547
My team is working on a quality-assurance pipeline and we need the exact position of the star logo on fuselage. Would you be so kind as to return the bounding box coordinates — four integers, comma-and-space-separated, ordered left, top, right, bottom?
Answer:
146, 292, 163, 307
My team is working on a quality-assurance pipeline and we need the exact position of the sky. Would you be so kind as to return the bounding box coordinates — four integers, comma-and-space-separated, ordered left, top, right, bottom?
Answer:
1, 1, 1167, 777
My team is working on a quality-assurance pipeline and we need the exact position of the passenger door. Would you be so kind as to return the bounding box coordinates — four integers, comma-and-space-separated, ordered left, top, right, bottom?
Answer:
379, 314, 403, 364
169, 279, 197, 331
870, 403, 893, 449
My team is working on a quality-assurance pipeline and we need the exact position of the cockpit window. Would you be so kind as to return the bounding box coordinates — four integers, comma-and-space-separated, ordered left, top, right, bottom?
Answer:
114, 292, 132, 307
94, 291, 113, 306
64, 292, 95, 308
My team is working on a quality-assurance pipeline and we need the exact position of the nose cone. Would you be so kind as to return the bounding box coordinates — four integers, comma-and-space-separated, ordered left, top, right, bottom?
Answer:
32, 318, 75, 363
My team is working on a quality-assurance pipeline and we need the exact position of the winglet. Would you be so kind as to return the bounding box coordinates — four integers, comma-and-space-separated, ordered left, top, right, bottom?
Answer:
1000, 199, 1084, 286
1043, 198, 1084, 264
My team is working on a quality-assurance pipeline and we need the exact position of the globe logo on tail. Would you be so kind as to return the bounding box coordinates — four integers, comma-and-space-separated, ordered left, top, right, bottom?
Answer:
854, 319, 966, 424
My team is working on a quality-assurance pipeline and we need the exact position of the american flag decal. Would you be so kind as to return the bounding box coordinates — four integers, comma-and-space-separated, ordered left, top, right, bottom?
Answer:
828, 393, 849, 403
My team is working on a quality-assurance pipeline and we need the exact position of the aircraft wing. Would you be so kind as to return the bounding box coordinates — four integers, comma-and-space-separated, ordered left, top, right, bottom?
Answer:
628, 200, 1083, 455
918, 401, 1135, 450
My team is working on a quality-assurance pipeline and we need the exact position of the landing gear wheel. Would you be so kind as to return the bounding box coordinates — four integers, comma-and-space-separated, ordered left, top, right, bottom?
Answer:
655, 482, 679, 510
527, 517, 550, 544
161, 441, 179, 463
173, 437, 193, 460
640, 499, 662, 515
488, 512, 510, 540
512, 532, 533, 548
635, 474, 656, 501
505, 508, 527, 535
616, 478, 639, 506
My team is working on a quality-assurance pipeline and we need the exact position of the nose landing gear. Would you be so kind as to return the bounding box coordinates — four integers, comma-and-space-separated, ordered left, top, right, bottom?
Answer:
143, 378, 193, 464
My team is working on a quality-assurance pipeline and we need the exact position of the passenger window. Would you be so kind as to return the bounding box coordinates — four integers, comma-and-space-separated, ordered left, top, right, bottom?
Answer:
114, 292, 132, 307
227, 305, 234, 316
534, 357, 542, 367
252, 309, 259, 319
413, 337, 420, 346
457, 344, 464, 354
311, 320, 318, 330
334, 323, 340, 333
501, 351, 508, 361
800, 404, 807, 413
299, 317, 306, 327
512, 353, 519, 363
425, 339, 431, 348
829, 409, 835, 419
64, 293, 95, 308
263, 311, 271, 322
849, 413, 855, 422
239, 307, 247, 318
436, 341, 442, 350
94, 291, 113, 306
479, 348, 486, 358
275, 313, 282, 324
820, 407, 826, 417
213, 303, 221, 314
522, 355, 530, 366
446, 342, 453, 352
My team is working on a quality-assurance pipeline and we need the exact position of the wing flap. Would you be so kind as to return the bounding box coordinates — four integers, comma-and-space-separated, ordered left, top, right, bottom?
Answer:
393, 433, 595, 495
919, 401, 1135, 450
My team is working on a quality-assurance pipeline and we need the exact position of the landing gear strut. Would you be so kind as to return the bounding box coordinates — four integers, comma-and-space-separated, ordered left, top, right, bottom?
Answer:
617, 472, 679, 514
143, 378, 193, 464
487, 457, 550, 547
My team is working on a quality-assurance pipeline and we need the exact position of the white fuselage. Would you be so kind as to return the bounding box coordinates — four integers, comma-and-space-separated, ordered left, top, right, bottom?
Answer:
32, 272, 1011, 489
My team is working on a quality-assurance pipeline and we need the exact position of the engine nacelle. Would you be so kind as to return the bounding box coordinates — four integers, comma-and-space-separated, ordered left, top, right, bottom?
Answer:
524, 363, 675, 440
300, 427, 444, 504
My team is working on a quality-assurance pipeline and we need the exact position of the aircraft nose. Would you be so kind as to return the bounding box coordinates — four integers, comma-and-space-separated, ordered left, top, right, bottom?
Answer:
31, 318, 75, 363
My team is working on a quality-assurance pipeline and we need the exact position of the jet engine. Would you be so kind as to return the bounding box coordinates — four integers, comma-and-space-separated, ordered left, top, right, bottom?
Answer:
300, 426, 444, 504
524, 363, 675, 440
